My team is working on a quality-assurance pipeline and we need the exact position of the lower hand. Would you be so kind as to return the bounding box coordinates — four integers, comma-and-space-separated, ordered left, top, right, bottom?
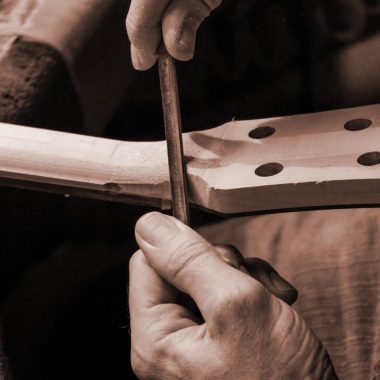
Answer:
129, 212, 337, 379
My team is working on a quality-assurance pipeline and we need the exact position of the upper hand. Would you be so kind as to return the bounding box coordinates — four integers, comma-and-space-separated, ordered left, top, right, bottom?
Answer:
126, 0, 222, 70
129, 212, 337, 379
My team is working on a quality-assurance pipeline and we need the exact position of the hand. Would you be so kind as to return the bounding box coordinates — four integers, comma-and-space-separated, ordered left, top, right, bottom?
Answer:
126, 0, 222, 70
129, 212, 338, 379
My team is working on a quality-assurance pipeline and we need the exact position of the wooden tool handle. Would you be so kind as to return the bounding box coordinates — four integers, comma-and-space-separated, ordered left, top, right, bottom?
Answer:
158, 51, 190, 224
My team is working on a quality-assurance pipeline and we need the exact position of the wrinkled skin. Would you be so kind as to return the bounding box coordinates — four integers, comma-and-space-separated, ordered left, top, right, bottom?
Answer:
126, 0, 223, 69
129, 212, 337, 379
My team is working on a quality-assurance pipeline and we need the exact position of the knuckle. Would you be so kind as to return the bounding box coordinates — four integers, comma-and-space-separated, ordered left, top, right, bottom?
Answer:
131, 344, 169, 379
131, 357, 144, 378
131, 350, 151, 379
167, 0, 212, 22
165, 238, 212, 282
125, 17, 141, 45
183, 11, 204, 26
211, 283, 270, 334
199, 0, 222, 13
129, 250, 144, 272
219, 284, 257, 314
200, 0, 222, 11
214, 243, 243, 269
238, 283, 272, 312
126, 13, 158, 48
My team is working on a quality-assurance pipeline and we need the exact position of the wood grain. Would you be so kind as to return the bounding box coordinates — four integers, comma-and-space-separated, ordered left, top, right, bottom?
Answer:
2, 104, 380, 214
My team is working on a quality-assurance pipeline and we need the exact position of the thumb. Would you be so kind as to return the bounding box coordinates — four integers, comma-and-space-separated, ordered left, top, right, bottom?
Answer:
135, 212, 258, 323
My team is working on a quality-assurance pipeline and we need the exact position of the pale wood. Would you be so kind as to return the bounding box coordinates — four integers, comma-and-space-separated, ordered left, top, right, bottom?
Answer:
1, 104, 380, 214
0, 123, 171, 207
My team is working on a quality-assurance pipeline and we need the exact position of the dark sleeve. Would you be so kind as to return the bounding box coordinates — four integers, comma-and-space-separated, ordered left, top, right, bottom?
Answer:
174, 0, 380, 124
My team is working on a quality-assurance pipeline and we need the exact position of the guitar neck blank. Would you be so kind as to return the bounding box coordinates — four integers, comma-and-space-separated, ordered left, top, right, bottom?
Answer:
1, 104, 380, 215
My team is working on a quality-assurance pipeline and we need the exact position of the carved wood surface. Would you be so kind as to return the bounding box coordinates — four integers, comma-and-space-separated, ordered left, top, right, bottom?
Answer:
1, 104, 380, 214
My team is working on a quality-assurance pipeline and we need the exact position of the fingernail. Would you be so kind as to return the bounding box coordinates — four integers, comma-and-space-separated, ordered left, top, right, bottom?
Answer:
238, 264, 249, 274
135, 212, 180, 247
132, 53, 144, 71
270, 271, 292, 292
214, 245, 242, 269
179, 26, 195, 58
131, 45, 157, 70
164, 28, 194, 60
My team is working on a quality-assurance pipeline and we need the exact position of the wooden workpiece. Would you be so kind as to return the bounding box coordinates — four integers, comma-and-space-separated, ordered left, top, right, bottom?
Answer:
1, 104, 380, 215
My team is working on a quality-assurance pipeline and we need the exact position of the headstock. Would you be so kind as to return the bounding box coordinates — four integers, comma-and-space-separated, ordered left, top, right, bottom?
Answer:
184, 103, 380, 214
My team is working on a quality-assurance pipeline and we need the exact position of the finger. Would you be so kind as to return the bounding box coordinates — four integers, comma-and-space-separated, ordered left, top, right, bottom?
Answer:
135, 212, 260, 324
213, 243, 246, 271
213, 244, 298, 305
129, 250, 199, 341
129, 250, 177, 310
162, 0, 222, 61
126, 0, 170, 69
178, 243, 246, 316
130, 42, 159, 71
244, 258, 298, 305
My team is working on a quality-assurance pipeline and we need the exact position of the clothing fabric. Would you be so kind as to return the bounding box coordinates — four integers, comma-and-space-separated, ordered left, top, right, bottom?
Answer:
199, 208, 380, 379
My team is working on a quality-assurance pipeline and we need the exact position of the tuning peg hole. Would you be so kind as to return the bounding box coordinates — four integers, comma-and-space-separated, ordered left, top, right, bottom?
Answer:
249, 126, 275, 139
344, 118, 372, 131
255, 162, 284, 177
357, 151, 380, 166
